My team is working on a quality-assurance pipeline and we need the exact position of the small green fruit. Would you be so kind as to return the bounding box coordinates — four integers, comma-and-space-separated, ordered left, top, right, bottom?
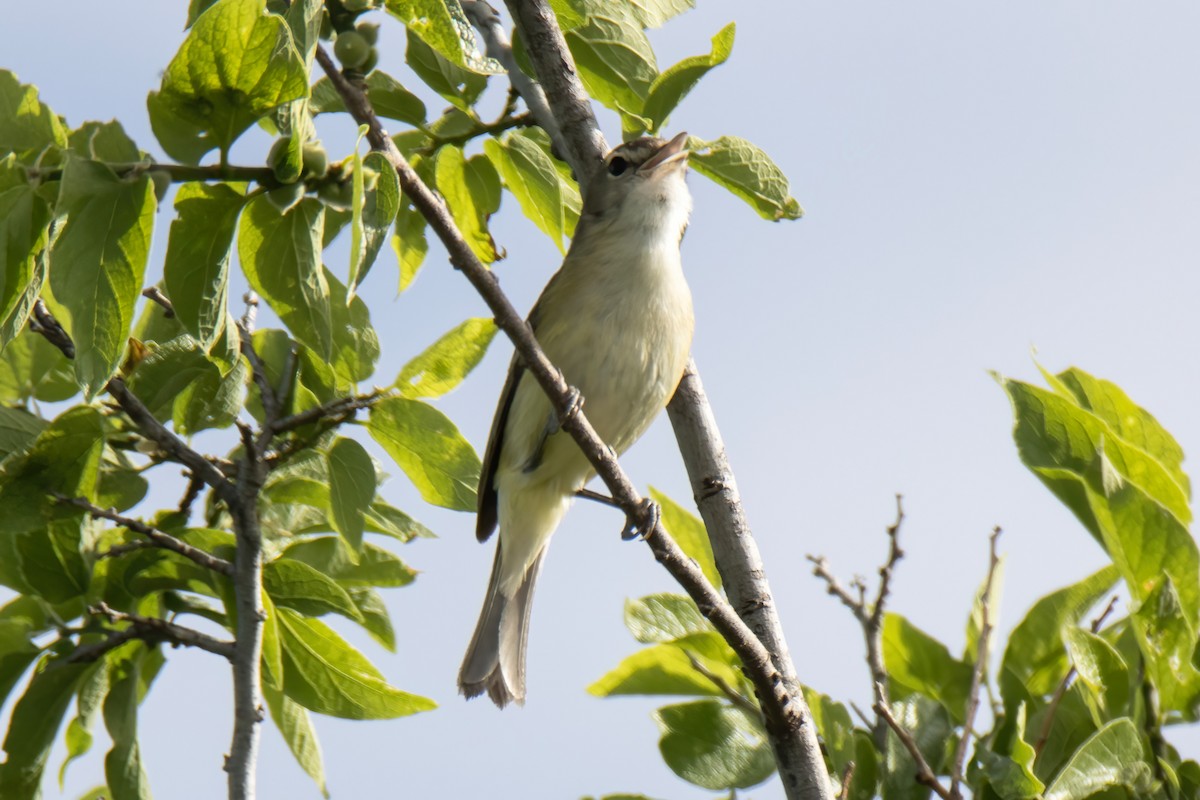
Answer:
266, 181, 306, 212
357, 22, 379, 45
268, 136, 302, 184
334, 30, 371, 69
361, 46, 379, 74
317, 179, 355, 211
341, 0, 373, 12
302, 141, 329, 178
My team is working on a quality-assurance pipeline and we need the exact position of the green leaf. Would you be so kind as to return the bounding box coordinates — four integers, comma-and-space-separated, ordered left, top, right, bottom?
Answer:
325, 266, 380, 386
0, 406, 45, 462
0, 71, 68, 157
434, 145, 501, 264
265, 557, 363, 622
483, 132, 580, 252
277, 607, 436, 719
1054, 367, 1190, 496
1043, 719, 1152, 800
264, 682, 328, 797
311, 71, 427, 125
49, 157, 156, 397
283, 537, 417, 588
103, 648, 151, 800
404, 30, 488, 112
0, 184, 50, 345
0, 329, 76, 404
1001, 565, 1118, 698
396, 317, 496, 398
882, 613, 973, 722
147, 0, 308, 163
57, 660, 108, 789
367, 396, 480, 511
801, 686, 856, 783
238, 196, 333, 360
624, 592, 710, 643
588, 631, 740, 697
654, 700, 774, 790
642, 23, 734, 134
392, 199, 428, 293
687, 136, 802, 221
1131, 576, 1200, 715
881, 695, 952, 800
327, 437, 376, 553
67, 120, 142, 163
364, 499, 434, 542
386, 0, 502, 74
347, 588, 395, 652
125, 334, 247, 435
0, 658, 90, 800
163, 183, 245, 351
566, 16, 657, 117
1062, 627, 1129, 718
1003, 376, 1191, 538
348, 151, 401, 298
649, 487, 720, 590
0, 621, 40, 719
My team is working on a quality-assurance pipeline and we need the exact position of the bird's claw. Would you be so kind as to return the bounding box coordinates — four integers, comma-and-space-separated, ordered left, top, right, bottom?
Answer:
621, 498, 660, 541
553, 385, 583, 433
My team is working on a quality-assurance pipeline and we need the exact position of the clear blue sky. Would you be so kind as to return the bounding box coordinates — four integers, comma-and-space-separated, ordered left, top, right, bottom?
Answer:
4, 1, 1200, 797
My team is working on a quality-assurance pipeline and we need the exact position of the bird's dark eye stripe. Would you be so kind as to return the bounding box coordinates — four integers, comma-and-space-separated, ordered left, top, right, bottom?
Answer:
608, 156, 628, 176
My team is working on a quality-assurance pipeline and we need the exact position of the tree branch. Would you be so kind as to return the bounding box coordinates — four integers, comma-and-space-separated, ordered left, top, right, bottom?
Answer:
949, 527, 1002, 800
502, 0, 608, 189
315, 45, 829, 800
461, 0, 562, 148
54, 494, 234, 577
69, 602, 235, 662
684, 649, 761, 718
873, 682, 954, 800
808, 495, 904, 749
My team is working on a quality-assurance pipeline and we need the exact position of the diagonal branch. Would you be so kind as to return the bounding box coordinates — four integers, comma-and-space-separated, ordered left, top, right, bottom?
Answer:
873, 681, 954, 800
315, 45, 827, 800
54, 494, 234, 577
69, 602, 235, 662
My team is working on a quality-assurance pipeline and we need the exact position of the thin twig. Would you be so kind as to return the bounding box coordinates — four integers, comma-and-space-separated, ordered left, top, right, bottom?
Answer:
54, 493, 234, 576
178, 470, 205, 517
684, 650, 761, 718
28, 298, 75, 358
575, 487, 620, 508
270, 389, 386, 435
838, 762, 857, 800
1033, 593, 1119, 756
141, 286, 176, 317
949, 527, 1002, 800
69, 602, 235, 662
461, 0, 562, 151
873, 682, 954, 800
808, 494, 904, 748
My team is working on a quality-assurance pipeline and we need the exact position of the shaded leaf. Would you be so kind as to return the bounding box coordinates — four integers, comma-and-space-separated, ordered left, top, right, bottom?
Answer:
0, 658, 90, 800
0, 184, 50, 346
654, 700, 774, 790
283, 537, 417, 588
883, 613, 973, 723
264, 682, 327, 797
327, 437, 376, 553
566, 15, 657, 117
264, 557, 363, 622
311, 71, 426, 126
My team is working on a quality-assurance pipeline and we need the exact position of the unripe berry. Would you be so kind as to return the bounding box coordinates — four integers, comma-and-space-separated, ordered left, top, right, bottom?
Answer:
302, 141, 329, 178
268, 136, 301, 184
334, 30, 371, 69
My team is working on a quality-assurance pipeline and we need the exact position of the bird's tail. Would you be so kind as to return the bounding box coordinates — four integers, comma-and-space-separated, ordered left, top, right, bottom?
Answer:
458, 543, 546, 708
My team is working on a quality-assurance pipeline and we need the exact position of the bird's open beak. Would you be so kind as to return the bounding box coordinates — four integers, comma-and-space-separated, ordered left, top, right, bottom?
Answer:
639, 131, 689, 175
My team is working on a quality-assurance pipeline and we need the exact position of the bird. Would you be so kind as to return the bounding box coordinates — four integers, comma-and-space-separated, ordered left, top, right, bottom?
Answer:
458, 132, 695, 707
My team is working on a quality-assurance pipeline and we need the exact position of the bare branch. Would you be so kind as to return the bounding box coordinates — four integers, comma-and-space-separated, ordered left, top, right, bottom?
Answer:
873, 682, 954, 800
575, 487, 621, 508
270, 389, 386, 436
462, 0, 562, 149
55, 494, 234, 577
28, 298, 75, 358
69, 602, 235, 662
141, 286, 176, 317
684, 649, 761, 718
949, 527, 1002, 800
838, 762, 857, 800
315, 47, 828, 800
178, 470, 205, 517
503, 0, 609, 188
808, 495, 904, 748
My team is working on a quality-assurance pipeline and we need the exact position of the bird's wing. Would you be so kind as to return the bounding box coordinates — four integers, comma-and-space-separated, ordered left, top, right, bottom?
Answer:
475, 348, 524, 542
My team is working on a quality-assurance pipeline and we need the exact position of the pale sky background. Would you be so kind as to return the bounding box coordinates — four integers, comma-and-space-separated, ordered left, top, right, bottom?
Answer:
4, 1, 1200, 798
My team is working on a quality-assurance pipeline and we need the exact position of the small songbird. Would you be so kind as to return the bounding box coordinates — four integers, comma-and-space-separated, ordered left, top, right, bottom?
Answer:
458, 132, 695, 707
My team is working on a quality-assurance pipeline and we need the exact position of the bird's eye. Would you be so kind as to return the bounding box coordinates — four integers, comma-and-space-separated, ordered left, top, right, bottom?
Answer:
607, 156, 628, 176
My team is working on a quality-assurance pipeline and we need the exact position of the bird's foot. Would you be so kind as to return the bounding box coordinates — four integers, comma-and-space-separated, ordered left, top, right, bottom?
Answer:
551, 384, 584, 434
622, 497, 661, 541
